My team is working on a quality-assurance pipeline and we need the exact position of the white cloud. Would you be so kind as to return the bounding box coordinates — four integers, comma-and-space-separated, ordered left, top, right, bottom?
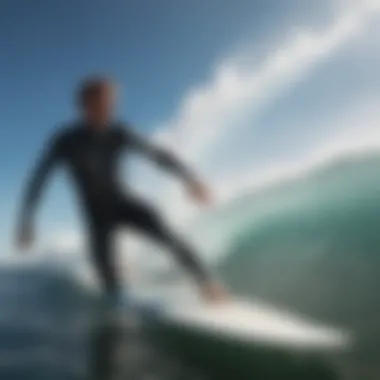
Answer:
157, 0, 380, 164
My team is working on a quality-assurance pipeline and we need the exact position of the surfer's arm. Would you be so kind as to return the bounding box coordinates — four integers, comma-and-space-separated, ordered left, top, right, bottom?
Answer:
120, 125, 211, 203
18, 132, 64, 227
120, 125, 196, 184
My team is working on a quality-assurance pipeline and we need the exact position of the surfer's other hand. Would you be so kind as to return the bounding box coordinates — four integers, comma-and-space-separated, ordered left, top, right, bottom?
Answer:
16, 221, 34, 251
201, 281, 229, 304
187, 179, 213, 205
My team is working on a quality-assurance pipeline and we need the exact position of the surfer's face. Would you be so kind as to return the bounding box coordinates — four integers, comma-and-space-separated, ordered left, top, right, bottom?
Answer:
82, 82, 117, 128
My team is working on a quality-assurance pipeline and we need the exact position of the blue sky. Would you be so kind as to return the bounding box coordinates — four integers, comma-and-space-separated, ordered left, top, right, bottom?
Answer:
1, 0, 380, 255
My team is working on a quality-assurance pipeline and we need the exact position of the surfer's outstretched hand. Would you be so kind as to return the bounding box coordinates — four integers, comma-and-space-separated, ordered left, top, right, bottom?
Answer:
201, 281, 229, 304
16, 221, 34, 251
187, 179, 213, 205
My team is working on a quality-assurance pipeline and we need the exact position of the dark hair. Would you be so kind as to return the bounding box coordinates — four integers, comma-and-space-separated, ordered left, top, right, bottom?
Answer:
76, 75, 113, 107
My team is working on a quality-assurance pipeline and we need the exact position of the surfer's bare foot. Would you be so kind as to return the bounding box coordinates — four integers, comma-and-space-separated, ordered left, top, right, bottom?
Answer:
201, 281, 229, 304
187, 179, 213, 205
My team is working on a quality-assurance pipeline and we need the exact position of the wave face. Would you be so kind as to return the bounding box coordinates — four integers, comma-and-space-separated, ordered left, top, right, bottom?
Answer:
215, 152, 380, 337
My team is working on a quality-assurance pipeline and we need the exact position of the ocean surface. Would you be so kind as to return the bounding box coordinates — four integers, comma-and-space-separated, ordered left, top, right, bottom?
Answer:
2, 151, 380, 379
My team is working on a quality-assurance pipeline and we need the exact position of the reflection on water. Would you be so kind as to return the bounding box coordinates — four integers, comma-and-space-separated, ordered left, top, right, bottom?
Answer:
87, 314, 125, 380
85, 312, 204, 380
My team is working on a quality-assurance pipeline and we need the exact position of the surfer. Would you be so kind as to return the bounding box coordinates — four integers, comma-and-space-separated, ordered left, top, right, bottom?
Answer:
15, 76, 226, 303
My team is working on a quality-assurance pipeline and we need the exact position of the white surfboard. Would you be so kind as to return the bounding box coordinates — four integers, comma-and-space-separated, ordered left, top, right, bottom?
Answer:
132, 287, 351, 352
160, 299, 350, 350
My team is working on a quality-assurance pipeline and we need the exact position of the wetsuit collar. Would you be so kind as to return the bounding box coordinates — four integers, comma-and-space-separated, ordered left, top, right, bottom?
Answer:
80, 120, 114, 135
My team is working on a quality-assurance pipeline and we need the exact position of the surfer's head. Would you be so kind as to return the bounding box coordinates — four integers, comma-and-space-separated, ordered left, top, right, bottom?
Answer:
77, 75, 117, 128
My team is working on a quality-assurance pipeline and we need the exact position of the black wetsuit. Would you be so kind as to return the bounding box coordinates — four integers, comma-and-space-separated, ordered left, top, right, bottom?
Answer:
20, 121, 209, 295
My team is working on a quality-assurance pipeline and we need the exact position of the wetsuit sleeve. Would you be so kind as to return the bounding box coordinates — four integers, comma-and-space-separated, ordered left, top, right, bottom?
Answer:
19, 132, 64, 224
121, 126, 196, 184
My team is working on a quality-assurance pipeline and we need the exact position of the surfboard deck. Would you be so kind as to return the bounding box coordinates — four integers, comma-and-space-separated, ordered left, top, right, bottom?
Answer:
129, 289, 351, 352
160, 300, 350, 350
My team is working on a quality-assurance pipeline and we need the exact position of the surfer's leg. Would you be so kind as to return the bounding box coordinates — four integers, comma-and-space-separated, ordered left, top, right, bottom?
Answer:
88, 222, 120, 298
119, 198, 209, 283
